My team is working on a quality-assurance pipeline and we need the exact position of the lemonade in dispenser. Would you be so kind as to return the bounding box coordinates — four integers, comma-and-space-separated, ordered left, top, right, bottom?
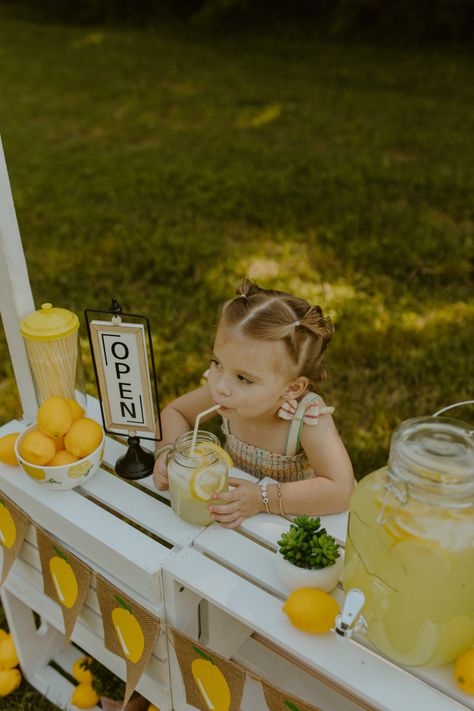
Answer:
343, 414, 474, 667
20, 303, 87, 411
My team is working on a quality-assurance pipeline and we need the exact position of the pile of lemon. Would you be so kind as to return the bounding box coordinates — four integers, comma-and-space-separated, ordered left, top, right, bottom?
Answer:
70, 656, 160, 709
0, 629, 21, 698
0, 397, 103, 469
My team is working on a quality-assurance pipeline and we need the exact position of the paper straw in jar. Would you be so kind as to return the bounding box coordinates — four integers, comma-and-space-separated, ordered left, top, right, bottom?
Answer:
25, 331, 78, 402
190, 404, 221, 455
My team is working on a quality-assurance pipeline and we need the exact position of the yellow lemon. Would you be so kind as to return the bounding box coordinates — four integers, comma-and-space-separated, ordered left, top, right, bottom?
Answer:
455, 647, 474, 695
20, 462, 46, 480
0, 500, 16, 549
65, 418, 103, 458
0, 668, 21, 696
19, 429, 56, 466
190, 467, 226, 502
71, 656, 93, 683
0, 433, 20, 466
70, 681, 99, 709
147, 705, 161, 711
65, 398, 85, 423
283, 588, 340, 634
38, 397, 73, 439
191, 646, 231, 711
47, 450, 80, 466
0, 635, 19, 670
49, 548, 78, 608
0, 630, 8, 646
112, 595, 145, 664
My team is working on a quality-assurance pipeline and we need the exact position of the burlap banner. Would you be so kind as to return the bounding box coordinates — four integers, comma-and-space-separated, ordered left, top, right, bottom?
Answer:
96, 574, 161, 710
0, 492, 30, 585
170, 626, 246, 711
36, 527, 92, 644
262, 679, 323, 711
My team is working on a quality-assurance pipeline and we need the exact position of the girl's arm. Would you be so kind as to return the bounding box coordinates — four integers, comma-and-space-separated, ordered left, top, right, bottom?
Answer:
287, 412, 355, 514
209, 410, 354, 527
153, 385, 215, 489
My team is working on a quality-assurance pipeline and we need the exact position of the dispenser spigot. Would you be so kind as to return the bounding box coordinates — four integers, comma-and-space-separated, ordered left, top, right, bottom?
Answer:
335, 588, 367, 639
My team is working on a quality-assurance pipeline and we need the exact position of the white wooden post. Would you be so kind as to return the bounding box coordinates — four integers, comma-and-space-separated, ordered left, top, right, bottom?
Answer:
0, 136, 38, 420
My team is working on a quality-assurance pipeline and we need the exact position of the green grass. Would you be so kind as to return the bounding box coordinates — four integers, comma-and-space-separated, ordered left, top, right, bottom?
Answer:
0, 12, 472, 705
0, 11, 472, 473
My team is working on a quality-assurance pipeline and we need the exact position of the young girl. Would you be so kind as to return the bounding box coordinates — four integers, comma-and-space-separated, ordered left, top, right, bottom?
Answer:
153, 279, 354, 528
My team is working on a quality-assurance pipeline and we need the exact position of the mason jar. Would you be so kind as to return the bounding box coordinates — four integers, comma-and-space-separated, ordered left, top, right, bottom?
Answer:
343, 416, 474, 666
167, 431, 229, 526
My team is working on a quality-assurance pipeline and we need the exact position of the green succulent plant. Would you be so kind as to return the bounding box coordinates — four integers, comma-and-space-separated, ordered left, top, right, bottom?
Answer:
277, 515, 340, 570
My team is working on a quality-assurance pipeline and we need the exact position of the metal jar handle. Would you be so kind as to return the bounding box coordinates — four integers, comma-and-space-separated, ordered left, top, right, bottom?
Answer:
432, 400, 474, 417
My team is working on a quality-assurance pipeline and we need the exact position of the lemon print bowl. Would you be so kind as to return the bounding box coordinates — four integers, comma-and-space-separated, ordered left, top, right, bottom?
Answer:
15, 423, 105, 491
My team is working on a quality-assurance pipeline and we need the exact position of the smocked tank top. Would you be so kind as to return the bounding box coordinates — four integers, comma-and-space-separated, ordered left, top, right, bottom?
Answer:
221, 392, 334, 482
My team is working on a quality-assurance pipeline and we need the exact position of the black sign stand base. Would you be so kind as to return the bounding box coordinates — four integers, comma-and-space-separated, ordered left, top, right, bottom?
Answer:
115, 436, 155, 480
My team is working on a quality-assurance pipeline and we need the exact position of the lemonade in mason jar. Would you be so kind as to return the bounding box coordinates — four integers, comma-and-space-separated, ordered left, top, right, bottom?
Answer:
343, 416, 474, 667
167, 431, 231, 526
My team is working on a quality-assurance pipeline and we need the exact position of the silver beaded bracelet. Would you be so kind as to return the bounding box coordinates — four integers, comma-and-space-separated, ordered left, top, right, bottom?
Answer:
259, 480, 270, 514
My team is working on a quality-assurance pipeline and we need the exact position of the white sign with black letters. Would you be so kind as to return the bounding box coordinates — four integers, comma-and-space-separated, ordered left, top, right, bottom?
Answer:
89, 321, 156, 437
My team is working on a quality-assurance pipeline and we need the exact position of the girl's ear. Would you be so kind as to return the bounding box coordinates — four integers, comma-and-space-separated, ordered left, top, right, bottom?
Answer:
284, 376, 309, 400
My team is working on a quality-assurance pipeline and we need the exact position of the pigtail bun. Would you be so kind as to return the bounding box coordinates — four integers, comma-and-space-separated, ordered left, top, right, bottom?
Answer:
300, 306, 334, 347
236, 279, 261, 298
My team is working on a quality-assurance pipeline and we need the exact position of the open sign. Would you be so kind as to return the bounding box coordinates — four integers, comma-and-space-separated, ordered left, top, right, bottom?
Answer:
89, 321, 156, 437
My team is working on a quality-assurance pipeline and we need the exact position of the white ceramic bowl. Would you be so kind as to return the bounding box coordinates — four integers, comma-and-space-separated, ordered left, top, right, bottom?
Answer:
275, 550, 344, 593
15, 424, 104, 491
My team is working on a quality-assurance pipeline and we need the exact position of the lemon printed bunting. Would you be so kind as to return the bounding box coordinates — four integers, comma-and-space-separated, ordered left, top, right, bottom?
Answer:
36, 528, 92, 644
95, 575, 161, 709
112, 595, 145, 664
0, 499, 16, 549
171, 627, 245, 711
0, 493, 29, 586
49, 545, 79, 608
191, 646, 231, 711
262, 679, 324, 711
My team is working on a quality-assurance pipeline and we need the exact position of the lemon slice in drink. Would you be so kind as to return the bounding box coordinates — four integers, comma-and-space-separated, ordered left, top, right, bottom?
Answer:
190, 467, 227, 502
193, 442, 233, 468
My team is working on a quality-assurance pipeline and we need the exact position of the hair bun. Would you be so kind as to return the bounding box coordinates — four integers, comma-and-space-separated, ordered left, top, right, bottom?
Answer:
236, 278, 261, 298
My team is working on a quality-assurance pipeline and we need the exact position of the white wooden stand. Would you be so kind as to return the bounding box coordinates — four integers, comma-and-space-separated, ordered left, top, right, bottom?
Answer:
1, 138, 473, 711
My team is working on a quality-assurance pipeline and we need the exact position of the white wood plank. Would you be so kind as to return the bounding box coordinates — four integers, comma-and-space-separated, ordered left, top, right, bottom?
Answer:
79, 467, 204, 548
163, 547, 469, 711
193, 525, 287, 597
0, 138, 38, 421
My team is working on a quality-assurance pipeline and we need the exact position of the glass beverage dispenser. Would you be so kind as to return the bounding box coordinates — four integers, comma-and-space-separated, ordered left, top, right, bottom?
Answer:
343, 414, 474, 667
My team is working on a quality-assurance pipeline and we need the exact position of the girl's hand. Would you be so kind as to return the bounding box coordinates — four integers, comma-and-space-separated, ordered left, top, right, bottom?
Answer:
153, 451, 169, 490
208, 477, 262, 528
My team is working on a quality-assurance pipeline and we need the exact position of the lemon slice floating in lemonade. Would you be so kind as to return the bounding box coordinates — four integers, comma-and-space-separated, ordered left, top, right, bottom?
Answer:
189, 442, 232, 502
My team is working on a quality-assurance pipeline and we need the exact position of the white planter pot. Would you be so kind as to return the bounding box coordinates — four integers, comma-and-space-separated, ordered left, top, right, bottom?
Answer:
275, 550, 344, 593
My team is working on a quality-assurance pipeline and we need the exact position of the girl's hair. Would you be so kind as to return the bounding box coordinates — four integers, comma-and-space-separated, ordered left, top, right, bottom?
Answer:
218, 279, 334, 387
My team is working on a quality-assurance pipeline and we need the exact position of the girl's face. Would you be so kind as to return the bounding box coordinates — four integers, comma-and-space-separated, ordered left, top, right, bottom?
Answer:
207, 328, 295, 422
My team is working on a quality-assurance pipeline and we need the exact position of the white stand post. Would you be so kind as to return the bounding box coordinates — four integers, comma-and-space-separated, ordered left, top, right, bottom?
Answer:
0, 136, 38, 421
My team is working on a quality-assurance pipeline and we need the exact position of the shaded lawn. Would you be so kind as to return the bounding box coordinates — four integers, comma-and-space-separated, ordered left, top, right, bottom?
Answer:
0, 10, 473, 710
0, 10, 473, 475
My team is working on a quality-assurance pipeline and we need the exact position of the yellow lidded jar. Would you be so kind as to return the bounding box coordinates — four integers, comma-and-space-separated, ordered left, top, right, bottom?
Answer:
20, 303, 86, 409
343, 416, 474, 666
